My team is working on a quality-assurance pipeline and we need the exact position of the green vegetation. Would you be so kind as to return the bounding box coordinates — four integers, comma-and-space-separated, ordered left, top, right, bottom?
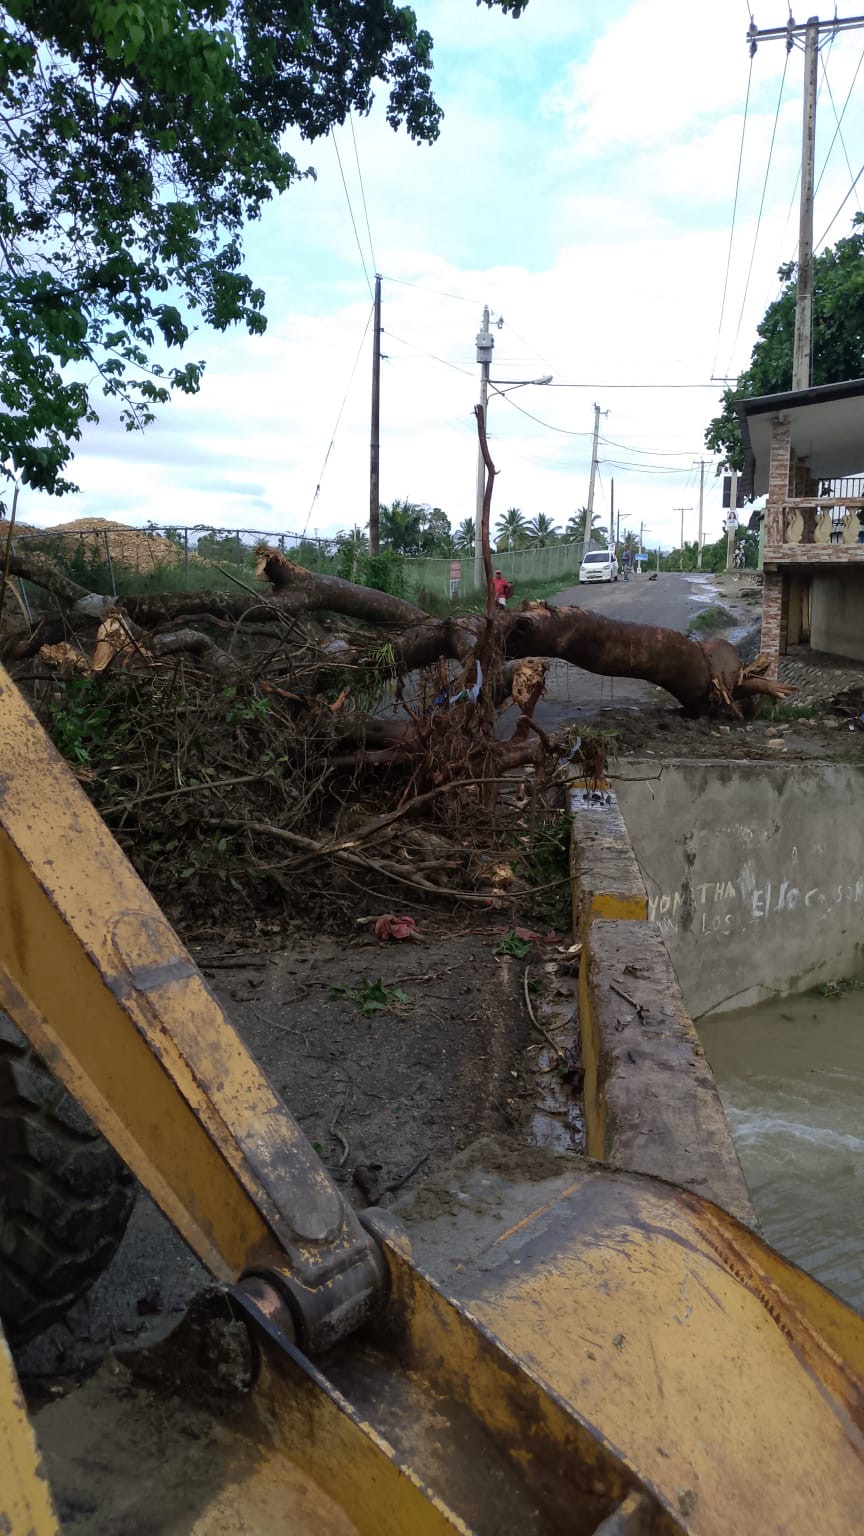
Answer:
814, 976, 864, 999
658, 528, 760, 574
49, 676, 115, 765
495, 930, 533, 959
332, 978, 410, 1017
763, 702, 824, 722
706, 217, 864, 469
0, 0, 524, 494
687, 605, 737, 636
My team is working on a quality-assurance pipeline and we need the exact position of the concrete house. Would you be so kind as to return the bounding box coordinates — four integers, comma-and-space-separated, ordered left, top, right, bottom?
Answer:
739, 379, 864, 675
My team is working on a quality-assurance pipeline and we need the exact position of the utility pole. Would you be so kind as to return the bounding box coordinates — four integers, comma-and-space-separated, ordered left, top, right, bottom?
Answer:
611, 478, 615, 548
747, 13, 864, 390
586, 403, 607, 551
695, 459, 707, 569
794, 17, 819, 389
369, 273, 382, 555
474, 306, 494, 590
674, 507, 692, 571
726, 469, 739, 571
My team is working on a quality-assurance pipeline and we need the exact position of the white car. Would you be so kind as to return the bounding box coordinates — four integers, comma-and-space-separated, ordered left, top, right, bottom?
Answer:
579, 549, 619, 583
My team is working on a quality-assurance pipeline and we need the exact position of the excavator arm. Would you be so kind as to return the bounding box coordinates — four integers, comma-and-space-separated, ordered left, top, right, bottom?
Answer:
0, 661, 862, 1535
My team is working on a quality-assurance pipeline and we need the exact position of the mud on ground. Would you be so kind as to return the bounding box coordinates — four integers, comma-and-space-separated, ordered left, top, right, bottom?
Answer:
16, 920, 582, 1533
15, 922, 574, 1386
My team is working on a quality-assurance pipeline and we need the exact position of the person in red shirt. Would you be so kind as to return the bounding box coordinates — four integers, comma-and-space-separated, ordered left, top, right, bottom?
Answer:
493, 570, 512, 608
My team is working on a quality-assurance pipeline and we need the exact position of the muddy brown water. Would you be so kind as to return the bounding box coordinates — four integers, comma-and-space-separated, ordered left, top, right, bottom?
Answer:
699, 989, 864, 1313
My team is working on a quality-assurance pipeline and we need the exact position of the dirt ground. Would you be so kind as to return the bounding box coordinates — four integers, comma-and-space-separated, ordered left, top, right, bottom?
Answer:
15, 920, 581, 1533
15, 921, 578, 1379
9, 574, 864, 1530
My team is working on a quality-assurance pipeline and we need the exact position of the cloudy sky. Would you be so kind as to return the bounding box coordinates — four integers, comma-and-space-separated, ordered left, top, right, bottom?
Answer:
29, 1, 864, 551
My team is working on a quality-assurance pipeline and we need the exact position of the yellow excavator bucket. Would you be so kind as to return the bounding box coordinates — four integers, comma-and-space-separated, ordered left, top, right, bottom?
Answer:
0, 660, 862, 1534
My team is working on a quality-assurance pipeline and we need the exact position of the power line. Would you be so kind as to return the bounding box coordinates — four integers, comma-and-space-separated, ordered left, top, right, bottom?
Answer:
490, 388, 593, 437
501, 319, 559, 378
384, 329, 475, 378
600, 459, 696, 475
726, 47, 790, 376
380, 273, 481, 306
816, 158, 864, 248
330, 130, 373, 298
815, 51, 855, 192
303, 304, 374, 532
598, 435, 703, 457
712, 51, 754, 378
545, 380, 721, 389
814, 41, 864, 208
348, 111, 378, 274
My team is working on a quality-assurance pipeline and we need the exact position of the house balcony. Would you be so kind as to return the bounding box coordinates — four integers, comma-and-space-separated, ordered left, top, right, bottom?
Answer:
764, 496, 864, 565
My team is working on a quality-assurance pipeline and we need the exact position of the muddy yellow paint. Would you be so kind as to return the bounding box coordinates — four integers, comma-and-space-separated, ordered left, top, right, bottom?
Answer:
0, 1325, 58, 1535
589, 892, 647, 920
453, 1169, 864, 1536
0, 666, 357, 1288
578, 942, 606, 1158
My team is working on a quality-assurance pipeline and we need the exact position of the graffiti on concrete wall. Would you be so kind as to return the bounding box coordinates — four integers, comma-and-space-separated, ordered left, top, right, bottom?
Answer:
647, 851, 864, 939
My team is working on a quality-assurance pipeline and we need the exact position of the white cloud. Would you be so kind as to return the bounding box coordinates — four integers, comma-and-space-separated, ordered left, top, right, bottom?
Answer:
23, 1, 864, 560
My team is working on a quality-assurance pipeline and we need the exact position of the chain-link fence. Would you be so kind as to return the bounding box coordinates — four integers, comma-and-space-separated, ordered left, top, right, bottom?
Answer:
9, 522, 588, 605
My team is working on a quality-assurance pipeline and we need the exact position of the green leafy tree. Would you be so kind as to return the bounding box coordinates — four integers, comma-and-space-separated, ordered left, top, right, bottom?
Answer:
706, 216, 864, 470
525, 512, 560, 545
0, 0, 526, 494
495, 505, 527, 550
335, 524, 369, 581
418, 505, 452, 556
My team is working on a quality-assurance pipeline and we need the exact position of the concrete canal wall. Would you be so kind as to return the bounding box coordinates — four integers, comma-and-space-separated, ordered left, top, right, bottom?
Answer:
569, 783, 755, 1224
615, 759, 864, 1018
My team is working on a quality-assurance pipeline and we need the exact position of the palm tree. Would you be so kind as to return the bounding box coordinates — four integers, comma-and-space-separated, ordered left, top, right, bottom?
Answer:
495, 506, 527, 551
525, 513, 560, 546
452, 517, 475, 554
378, 499, 425, 555
565, 507, 602, 545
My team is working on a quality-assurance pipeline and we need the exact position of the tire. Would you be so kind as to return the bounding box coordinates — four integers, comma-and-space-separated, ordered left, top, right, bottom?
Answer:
0, 1012, 136, 1342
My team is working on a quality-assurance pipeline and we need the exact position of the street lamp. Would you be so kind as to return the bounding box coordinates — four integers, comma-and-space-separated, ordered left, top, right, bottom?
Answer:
474, 375, 553, 589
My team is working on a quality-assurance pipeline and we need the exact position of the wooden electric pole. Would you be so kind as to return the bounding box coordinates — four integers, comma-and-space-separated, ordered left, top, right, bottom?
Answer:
674, 507, 692, 571
369, 272, 382, 555
586, 403, 607, 550
474, 306, 493, 591
746, 13, 864, 391
695, 459, 707, 568
794, 17, 819, 389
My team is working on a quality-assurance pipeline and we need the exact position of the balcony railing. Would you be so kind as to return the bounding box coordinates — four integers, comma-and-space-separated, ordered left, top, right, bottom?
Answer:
780, 496, 864, 546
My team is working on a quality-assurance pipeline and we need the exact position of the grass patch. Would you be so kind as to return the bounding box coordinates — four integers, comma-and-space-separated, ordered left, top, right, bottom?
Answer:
416, 570, 585, 618
687, 604, 737, 636
813, 975, 864, 998
763, 702, 824, 722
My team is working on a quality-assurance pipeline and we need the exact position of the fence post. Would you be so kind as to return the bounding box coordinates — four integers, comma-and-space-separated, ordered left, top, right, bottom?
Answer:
184, 528, 189, 590
8, 542, 33, 624
103, 530, 117, 597
279, 534, 285, 556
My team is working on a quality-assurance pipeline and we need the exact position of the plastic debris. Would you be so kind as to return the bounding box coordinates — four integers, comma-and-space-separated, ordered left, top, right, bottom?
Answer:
373, 914, 418, 942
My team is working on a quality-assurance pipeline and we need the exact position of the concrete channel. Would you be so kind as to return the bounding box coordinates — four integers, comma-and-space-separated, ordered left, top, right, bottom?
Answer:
569, 760, 864, 1280
615, 758, 864, 1018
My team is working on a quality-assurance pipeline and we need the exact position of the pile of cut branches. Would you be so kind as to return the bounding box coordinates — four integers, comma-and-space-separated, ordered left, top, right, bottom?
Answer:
0, 411, 793, 929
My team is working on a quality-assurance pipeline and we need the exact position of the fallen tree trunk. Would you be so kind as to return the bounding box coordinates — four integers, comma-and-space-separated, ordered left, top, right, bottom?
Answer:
4, 543, 790, 716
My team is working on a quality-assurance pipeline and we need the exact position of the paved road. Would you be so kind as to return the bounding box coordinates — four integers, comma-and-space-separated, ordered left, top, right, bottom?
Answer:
528, 571, 756, 731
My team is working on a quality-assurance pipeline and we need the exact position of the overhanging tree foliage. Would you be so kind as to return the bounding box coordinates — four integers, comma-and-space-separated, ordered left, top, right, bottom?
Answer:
0, 0, 526, 493
706, 215, 864, 471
